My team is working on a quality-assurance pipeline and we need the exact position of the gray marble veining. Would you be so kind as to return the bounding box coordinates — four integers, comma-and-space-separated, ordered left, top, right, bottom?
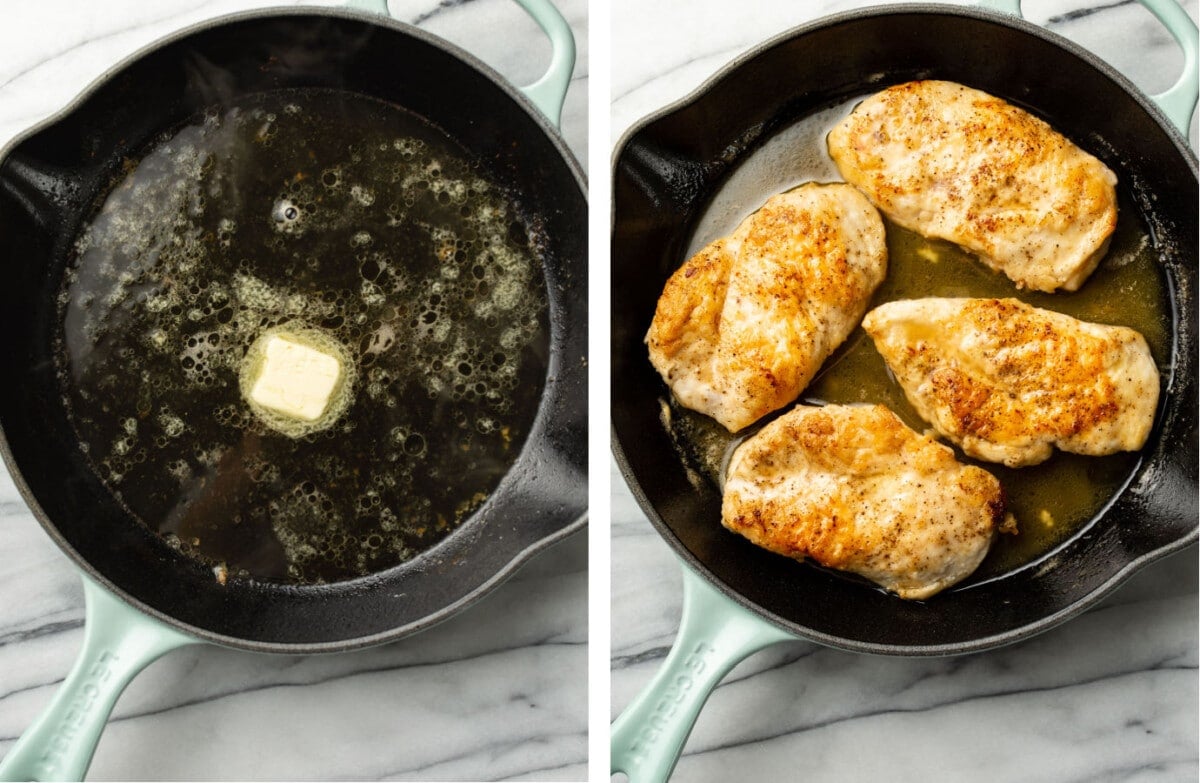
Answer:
0, 1, 587, 781
611, 1, 1198, 781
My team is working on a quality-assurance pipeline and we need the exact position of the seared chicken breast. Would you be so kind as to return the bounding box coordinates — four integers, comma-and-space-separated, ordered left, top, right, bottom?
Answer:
863, 298, 1159, 467
646, 183, 887, 432
828, 80, 1117, 293
723, 404, 1011, 600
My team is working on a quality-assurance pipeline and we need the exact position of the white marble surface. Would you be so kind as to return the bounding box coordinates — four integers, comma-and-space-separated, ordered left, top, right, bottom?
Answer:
0, 1, 586, 781
611, 1, 1198, 781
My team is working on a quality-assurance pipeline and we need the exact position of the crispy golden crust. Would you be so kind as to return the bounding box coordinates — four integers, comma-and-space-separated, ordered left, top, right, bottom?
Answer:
828, 80, 1118, 292
862, 298, 1160, 467
645, 183, 887, 432
722, 404, 1009, 600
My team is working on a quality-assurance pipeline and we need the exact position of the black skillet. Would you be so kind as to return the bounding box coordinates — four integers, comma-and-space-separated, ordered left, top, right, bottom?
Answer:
0, 2, 585, 779
610, 2, 1197, 780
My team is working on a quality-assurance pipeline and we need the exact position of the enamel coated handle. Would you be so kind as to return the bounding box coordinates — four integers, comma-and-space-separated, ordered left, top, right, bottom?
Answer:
347, 0, 575, 128
610, 565, 795, 783
0, 577, 196, 782
1138, 0, 1199, 134
978, 0, 1199, 135
510, 0, 576, 127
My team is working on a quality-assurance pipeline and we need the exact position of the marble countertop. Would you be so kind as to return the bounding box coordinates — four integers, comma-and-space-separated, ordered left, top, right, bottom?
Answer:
0, 1, 586, 781
610, 1, 1198, 781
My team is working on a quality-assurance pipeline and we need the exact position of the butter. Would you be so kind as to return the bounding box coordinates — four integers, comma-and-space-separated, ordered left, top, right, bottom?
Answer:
248, 334, 342, 421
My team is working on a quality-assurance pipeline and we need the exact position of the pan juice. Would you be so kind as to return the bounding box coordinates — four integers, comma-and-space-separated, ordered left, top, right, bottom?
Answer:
662, 94, 1171, 586
56, 89, 548, 584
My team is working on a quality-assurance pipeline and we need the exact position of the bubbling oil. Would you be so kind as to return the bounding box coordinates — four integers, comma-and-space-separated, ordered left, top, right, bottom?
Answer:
56, 89, 548, 584
661, 94, 1171, 585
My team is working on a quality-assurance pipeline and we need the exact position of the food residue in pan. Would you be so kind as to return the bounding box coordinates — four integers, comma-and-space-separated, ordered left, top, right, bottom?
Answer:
56, 88, 549, 585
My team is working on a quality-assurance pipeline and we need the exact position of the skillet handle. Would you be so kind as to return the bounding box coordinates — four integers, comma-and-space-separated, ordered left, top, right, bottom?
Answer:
1139, 0, 1199, 135
977, 0, 1198, 135
0, 577, 196, 782
345, 0, 575, 129
610, 564, 795, 783
510, 0, 576, 128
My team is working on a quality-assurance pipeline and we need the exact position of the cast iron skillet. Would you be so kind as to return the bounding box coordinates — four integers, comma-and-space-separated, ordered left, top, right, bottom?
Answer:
0, 2, 585, 780
610, 2, 1197, 781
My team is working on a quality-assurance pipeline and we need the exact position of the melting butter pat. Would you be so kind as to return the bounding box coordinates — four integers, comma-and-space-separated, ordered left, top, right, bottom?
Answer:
248, 334, 342, 421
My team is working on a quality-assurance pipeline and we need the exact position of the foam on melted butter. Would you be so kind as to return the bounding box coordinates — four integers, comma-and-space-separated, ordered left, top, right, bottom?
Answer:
55, 89, 549, 584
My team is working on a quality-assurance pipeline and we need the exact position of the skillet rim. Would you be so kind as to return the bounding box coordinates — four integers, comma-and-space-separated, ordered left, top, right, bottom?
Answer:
610, 2, 1198, 656
610, 2, 1198, 171
0, 5, 588, 654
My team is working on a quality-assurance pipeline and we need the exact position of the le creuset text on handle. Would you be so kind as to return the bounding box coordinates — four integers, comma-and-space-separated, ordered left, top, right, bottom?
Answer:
0, 578, 197, 782
610, 566, 794, 783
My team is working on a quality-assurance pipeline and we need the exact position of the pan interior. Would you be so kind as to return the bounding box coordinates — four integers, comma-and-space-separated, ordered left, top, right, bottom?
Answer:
55, 87, 548, 586
658, 92, 1170, 587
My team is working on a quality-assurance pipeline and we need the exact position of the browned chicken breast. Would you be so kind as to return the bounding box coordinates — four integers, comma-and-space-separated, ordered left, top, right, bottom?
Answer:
828, 80, 1117, 293
645, 183, 887, 432
723, 404, 1011, 600
863, 298, 1160, 468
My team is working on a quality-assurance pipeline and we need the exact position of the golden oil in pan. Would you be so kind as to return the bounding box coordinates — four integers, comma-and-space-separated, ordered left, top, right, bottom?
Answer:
661, 94, 1170, 584
56, 88, 548, 585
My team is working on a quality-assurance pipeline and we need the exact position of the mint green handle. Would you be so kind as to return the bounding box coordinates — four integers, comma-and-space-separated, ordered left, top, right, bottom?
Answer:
610, 565, 795, 783
1138, 0, 1199, 133
509, 0, 576, 127
0, 577, 197, 781
978, 0, 1199, 134
346, 0, 575, 128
